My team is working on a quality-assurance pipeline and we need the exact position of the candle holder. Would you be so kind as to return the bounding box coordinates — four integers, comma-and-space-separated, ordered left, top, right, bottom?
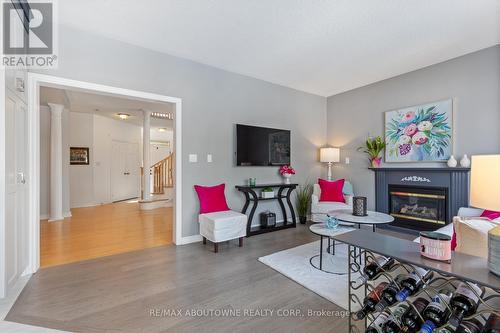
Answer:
352, 196, 367, 217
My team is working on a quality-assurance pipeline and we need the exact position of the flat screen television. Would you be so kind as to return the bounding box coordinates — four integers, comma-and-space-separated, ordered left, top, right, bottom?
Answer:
236, 124, 290, 166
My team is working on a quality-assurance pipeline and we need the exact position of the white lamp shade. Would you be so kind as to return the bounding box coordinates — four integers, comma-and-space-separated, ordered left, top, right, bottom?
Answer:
470, 155, 500, 211
320, 147, 340, 163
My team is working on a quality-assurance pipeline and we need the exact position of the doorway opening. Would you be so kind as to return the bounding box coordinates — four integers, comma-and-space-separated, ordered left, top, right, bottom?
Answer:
27, 74, 182, 271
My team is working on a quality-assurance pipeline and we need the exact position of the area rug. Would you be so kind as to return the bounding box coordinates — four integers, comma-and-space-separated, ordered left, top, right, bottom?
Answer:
258, 240, 362, 310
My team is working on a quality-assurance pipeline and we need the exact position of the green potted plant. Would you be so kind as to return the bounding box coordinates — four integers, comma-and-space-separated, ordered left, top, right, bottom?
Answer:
295, 183, 313, 224
358, 136, 386, 167
261, 187, 274, 199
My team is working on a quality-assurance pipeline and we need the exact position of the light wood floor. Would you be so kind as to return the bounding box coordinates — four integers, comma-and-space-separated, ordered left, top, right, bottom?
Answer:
41, 201, 172, 268
8, 224, 413, 333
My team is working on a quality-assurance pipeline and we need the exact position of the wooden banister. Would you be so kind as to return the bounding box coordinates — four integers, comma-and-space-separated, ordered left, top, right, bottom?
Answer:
141, 153, 174, 199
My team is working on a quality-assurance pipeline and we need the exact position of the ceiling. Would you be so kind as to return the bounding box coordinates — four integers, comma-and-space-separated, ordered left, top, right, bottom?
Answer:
59, 0, 499, 96
40, 86, 175, 129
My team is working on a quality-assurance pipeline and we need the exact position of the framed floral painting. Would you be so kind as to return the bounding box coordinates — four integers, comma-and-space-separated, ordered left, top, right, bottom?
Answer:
385, 99, 453, 162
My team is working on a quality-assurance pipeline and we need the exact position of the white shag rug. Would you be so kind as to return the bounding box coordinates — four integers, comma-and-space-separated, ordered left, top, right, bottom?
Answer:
258, 240, 362, 310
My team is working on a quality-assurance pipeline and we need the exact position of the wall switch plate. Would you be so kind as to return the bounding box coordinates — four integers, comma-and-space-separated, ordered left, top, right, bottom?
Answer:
189, 154, 198, 163
345, 157, 350, 164
207, 154, 213, 163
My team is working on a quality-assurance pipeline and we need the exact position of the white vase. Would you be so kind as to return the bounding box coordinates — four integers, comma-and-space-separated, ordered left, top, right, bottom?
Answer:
447, 155, 457, 168
282, 173, 292, 184
460, 154, 471, 168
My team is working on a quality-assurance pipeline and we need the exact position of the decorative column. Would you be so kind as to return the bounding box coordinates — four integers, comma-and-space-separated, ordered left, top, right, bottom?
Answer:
48, 103, 64, 221
143, 110, 152, 201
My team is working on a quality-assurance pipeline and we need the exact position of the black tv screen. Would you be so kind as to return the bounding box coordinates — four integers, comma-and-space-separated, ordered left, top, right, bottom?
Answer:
236, 124, 290, 166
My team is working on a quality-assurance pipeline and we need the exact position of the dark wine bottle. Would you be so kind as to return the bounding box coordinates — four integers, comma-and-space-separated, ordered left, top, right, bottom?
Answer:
457, 318, 486, 333
356, 282, 389, 320
382, 303, 410, 333
400, 297, 430, 333
375, 274, 406, 311
483, 314, 500, 333
366, 310, 391, 333
355, 256, 395, 285
447, 282, 484, 330
396, 267, 434, 302
419, 288, 454, 333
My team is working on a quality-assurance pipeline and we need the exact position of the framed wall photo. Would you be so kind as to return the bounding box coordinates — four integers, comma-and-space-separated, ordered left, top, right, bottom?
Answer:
70, 147, 90, 165
385, 99, 453, 163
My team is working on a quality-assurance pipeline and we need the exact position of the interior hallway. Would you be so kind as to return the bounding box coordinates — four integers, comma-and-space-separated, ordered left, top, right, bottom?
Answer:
41, 202, 172, 267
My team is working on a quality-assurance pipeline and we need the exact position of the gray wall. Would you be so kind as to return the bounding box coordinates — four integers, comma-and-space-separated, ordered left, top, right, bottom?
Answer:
326, 45, 500, 209
37, 26, 327, 237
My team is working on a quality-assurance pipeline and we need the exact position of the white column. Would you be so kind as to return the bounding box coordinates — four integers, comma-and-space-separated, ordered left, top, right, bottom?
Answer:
48, 103, 64, 221
143, 110, 151, 201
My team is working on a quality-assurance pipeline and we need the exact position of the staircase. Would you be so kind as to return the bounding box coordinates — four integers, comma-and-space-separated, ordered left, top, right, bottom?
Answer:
139, 153, 174, 210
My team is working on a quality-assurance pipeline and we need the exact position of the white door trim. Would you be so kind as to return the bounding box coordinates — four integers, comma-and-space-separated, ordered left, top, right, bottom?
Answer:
26, 73, 183, 274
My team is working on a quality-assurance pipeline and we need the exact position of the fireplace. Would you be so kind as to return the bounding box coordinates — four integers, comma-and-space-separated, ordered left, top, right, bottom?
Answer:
371, 167, 470, 232
388, 185, 447, 231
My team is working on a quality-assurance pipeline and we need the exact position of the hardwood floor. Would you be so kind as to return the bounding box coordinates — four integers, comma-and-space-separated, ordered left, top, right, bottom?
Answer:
41, 201, 172, 268
9, 224, 414, 333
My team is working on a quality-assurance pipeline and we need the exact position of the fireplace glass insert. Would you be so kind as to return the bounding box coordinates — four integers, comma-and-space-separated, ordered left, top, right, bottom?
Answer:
388, 185, 448, 231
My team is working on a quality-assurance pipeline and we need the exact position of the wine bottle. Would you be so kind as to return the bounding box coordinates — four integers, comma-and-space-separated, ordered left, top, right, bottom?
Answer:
356, 282, 389, 320
400, 297, 430, 333
457, 318, 486, 333
419, 288, 454, 333
355, 256, 395, 285
375, 274, 406, 311
395, 267, 434, 302
366, 310, 391, 333
483, 314, 500, 333
382, 303, 410, 333
447, 282, 484, 330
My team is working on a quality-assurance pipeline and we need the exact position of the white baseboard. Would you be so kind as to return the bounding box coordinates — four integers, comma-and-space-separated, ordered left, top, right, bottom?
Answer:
179, 234, 203, 245
41, 211, 72, 221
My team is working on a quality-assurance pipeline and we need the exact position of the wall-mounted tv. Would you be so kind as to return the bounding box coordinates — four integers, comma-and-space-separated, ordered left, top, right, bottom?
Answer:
236, 124, 290, 166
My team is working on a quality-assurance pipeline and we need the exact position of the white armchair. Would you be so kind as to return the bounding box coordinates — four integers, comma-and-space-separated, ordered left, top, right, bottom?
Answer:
311, 181, 354, 223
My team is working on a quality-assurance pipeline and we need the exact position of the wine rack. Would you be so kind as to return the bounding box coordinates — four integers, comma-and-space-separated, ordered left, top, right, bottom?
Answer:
332, 230, 500, 333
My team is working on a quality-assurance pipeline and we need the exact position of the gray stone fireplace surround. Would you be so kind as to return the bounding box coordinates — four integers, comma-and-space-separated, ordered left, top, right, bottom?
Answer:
371, 167, 470, 232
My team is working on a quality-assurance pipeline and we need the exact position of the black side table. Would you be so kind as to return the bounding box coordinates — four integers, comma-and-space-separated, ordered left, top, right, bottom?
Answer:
235, 183, 297, 237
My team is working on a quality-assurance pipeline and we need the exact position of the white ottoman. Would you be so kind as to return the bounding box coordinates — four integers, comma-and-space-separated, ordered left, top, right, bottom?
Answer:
199, 210, 247, 252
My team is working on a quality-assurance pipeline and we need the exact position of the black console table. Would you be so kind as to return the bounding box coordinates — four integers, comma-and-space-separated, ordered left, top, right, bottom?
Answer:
235, 183, 297, 237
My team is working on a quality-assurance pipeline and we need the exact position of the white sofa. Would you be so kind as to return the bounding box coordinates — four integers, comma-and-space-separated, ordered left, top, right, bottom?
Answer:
414, 207, 500, 258
311, 181, 354, 223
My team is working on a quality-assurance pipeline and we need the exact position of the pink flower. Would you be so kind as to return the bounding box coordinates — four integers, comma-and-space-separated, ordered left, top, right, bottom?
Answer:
412, 132, 428, 145
279, 165, 295, 175
403, 111, 416, 122
403, 123, 418, 136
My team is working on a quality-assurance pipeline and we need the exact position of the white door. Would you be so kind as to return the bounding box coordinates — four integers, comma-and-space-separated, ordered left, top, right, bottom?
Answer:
111, 141, 140, 201
4, 90, 28, 292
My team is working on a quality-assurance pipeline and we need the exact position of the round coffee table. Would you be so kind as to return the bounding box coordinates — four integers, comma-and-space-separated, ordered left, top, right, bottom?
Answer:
308, 223, 354, 274
328, 209, 394, 232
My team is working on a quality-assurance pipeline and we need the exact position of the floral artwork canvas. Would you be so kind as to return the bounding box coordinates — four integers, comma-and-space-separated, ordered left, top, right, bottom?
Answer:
385, 99, 453, 162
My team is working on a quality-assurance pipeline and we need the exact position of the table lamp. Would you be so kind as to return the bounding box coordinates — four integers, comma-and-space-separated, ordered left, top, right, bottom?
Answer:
470, 155, 500, 211
320, 147, 340, 181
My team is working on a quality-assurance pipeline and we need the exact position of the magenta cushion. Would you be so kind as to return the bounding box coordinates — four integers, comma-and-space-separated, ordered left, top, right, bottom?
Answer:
318, 178, 345, 203
194, 184, 230, 214
480, 209, 500, 220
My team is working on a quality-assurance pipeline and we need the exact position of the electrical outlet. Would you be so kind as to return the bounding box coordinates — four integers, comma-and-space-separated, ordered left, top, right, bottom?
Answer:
207, 154, 213, 163
189, 154, 198, 163
345, 157, 350, 164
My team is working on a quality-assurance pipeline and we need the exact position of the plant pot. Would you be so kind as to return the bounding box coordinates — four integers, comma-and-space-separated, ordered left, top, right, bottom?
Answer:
282, 173, 292, 184
370, 157, 382, 168
299, 216, 307, 224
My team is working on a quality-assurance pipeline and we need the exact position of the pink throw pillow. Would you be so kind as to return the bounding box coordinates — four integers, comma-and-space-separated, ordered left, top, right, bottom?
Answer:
318, 178, 345, 203
451, 226, 457, 251
194, 184, 230, 214
480, 209, 500, 220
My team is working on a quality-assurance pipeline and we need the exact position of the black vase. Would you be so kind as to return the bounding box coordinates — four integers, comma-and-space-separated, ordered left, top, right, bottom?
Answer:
299, 216, 307, 224
353, 196, 367, 216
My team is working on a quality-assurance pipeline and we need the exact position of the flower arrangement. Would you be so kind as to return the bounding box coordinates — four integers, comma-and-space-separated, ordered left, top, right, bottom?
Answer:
357, 136, 386, 167
279, 165, 295, 184
279, 165, 295, 175
386, 105, 452, 162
